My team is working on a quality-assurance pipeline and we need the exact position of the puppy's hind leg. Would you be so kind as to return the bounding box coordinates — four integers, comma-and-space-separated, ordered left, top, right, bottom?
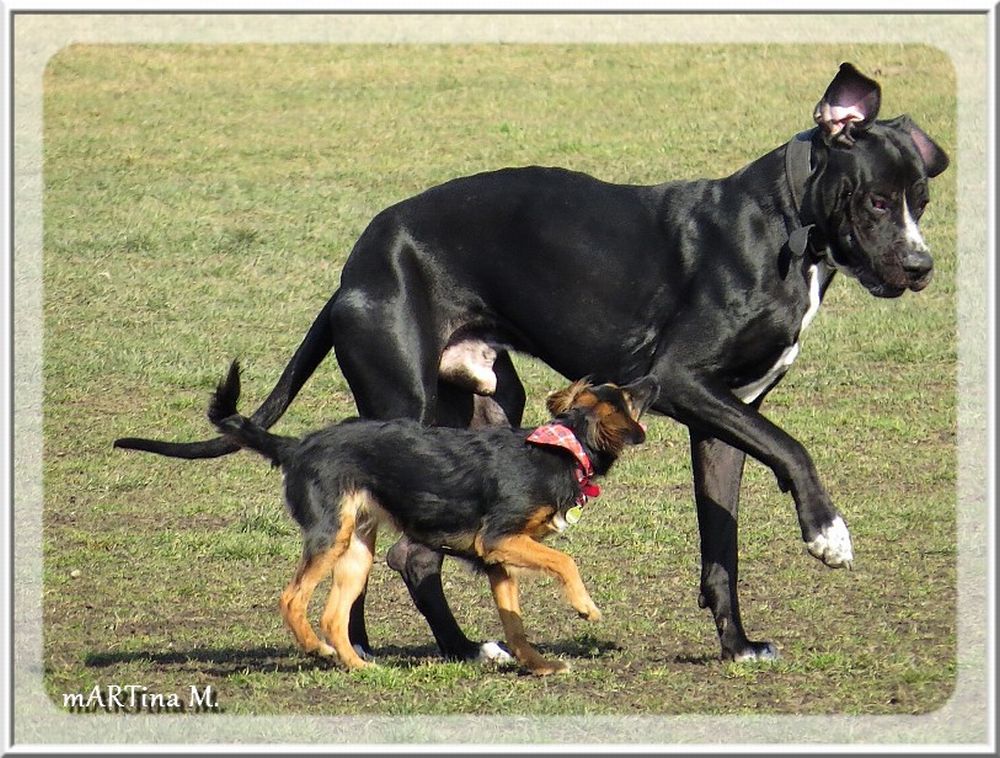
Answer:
486, 564, 566, 676
320, 506, 377, 671
280, 491, 363, 658
279, 545, 340, 658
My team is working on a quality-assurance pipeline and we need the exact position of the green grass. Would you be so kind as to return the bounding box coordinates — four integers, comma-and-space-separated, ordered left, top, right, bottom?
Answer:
41, 44, 957, 716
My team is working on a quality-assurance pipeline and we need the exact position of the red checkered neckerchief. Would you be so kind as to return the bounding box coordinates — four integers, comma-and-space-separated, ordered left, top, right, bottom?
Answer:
525, 423, 601, 506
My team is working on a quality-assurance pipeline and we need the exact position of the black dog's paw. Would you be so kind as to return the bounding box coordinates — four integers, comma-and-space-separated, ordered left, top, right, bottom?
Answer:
730, 641, 779, 663
476, 640, 515, 665
805, 516, 854, 569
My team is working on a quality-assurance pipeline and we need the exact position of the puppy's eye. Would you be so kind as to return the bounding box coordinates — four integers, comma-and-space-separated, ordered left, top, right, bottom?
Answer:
870, 196, 889, 212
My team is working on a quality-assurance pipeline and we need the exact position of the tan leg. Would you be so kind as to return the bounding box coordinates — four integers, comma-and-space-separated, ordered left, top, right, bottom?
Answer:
279, 546, 340, 657
486, 564, 566, 675
279, 496, 361, 657
320, 525, 376, 670
483, 534, 601, 621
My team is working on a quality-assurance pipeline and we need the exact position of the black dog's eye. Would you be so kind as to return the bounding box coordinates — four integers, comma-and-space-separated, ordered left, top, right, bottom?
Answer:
870, 196, 889, 212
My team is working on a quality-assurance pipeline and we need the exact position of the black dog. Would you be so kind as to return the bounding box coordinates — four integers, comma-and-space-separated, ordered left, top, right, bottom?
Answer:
117, 63, 949, 663
208, 360, 658, 675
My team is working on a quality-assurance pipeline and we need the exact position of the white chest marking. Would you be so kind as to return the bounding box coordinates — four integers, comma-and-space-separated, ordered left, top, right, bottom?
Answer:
735, 264, 822, 403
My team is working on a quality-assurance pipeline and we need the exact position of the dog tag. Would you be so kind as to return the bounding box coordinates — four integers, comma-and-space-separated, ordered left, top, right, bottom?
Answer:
566, 506, 583, 525
787, 224, 814, 257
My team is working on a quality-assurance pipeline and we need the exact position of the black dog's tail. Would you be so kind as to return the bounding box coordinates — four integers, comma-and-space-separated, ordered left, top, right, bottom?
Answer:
207, 360, 298, 468
114, 292, 338, 458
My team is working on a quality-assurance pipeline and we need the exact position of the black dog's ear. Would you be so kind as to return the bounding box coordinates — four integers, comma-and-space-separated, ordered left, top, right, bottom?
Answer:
905, 118, 950, 177
546, 378, 591, 417
910, 125, 949, 178
622, 375, 660, 415
814, 62, 881, 147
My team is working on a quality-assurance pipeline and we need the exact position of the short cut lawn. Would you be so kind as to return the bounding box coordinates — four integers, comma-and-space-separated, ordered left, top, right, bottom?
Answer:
41, 44, 957, 716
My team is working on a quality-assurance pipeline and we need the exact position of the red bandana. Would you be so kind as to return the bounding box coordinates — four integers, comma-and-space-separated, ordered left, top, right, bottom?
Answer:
525, 423, 601, 506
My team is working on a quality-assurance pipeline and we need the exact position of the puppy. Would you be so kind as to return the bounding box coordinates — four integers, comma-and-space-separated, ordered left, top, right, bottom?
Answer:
207, 360, 658, 675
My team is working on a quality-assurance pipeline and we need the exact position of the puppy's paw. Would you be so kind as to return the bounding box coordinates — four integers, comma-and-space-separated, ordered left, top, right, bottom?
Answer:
578, 603, 602, 623
345, 657, 376, 672
308, 641, 336, 658
806, 516, 854, 569
529, 659, 569, 676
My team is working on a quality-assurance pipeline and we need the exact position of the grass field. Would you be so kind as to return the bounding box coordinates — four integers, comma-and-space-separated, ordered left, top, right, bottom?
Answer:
40, 44, 957, 718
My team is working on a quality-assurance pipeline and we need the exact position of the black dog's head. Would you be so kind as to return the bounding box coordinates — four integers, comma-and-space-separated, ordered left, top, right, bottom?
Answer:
808, 63, 949, 298
545, 376, 659, 473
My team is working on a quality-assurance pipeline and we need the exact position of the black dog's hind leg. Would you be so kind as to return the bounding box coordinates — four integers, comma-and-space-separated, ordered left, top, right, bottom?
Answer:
690, 430, 778, 662
345, 592, 373, 658
329, 283, 444, 659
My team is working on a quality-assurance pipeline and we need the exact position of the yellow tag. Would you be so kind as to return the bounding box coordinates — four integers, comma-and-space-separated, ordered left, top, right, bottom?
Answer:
566, 506, 583, 525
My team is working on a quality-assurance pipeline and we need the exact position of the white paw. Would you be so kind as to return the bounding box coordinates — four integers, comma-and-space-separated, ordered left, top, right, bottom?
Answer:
477, 641, 514, 665
732, 642, 779, 663
806, 516, 854, 569
353, 644, 375, 662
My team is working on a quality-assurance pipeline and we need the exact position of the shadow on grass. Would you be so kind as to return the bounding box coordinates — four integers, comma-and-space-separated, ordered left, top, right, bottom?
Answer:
670, 652, 721, 666
540, 634, 622, 659
84, 636, 622, 676
84, 641, 479, 676
84, 646, 320, 677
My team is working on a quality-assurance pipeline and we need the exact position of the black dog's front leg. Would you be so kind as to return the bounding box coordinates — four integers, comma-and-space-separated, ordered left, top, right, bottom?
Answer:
690, 431, 777, 661
652, 359, 852, 659
654, 363, 853, 569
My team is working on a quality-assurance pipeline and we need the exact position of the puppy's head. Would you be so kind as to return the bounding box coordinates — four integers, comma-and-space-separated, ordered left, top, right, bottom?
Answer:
546, 376, 659, 467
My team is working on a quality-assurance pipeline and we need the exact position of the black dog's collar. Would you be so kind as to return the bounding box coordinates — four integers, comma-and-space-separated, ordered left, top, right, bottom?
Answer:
784, 128, 818, 258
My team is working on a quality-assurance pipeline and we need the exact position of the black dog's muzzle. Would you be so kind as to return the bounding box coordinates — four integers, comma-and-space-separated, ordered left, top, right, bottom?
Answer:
900, 247, 934, 291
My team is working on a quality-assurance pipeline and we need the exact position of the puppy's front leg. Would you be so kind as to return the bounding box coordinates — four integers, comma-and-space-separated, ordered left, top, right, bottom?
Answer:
485, 534, 602, 622
485, 564, 567, 676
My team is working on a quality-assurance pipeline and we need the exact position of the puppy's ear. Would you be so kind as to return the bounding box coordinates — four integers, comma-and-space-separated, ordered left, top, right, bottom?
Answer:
578, 396, 648, 453
546, 379, 591, 417
589, 413, 646, 453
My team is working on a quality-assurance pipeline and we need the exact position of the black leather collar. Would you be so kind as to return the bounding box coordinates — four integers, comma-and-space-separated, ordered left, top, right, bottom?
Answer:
784, 128, 817, 258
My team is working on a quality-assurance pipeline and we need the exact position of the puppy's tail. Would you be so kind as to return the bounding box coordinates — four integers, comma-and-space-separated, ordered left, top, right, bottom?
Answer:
208, 360, 298, 468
